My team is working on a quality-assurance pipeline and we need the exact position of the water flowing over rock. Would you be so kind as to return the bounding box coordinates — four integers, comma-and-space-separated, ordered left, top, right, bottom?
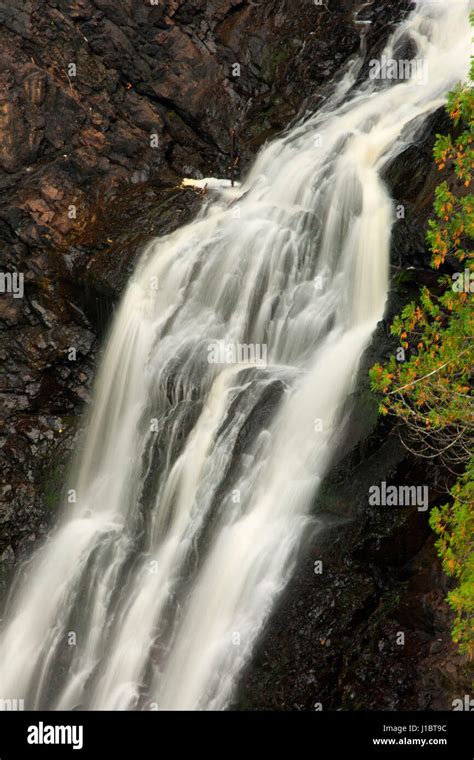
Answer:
0, 0, 471, 710
0, 0, 412, 572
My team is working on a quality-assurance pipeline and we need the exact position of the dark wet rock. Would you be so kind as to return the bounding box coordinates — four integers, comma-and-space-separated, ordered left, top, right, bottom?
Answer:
234, 403, 471, 710
383, 107, 452, 271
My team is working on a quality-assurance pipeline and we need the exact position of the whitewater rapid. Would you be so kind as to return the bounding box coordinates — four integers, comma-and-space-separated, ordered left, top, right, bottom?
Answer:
0, 0, 472, 710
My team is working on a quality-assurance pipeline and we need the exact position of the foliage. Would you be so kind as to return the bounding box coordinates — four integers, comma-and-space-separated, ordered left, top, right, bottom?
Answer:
370, 19, 474, 658
430, 460, 474, 657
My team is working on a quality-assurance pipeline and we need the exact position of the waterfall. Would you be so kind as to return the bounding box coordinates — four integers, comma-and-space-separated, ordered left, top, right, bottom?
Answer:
0, 0, 471, 711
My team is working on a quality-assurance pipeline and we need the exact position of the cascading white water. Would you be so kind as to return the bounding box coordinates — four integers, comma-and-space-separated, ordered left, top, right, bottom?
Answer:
1, 0, 471, 711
